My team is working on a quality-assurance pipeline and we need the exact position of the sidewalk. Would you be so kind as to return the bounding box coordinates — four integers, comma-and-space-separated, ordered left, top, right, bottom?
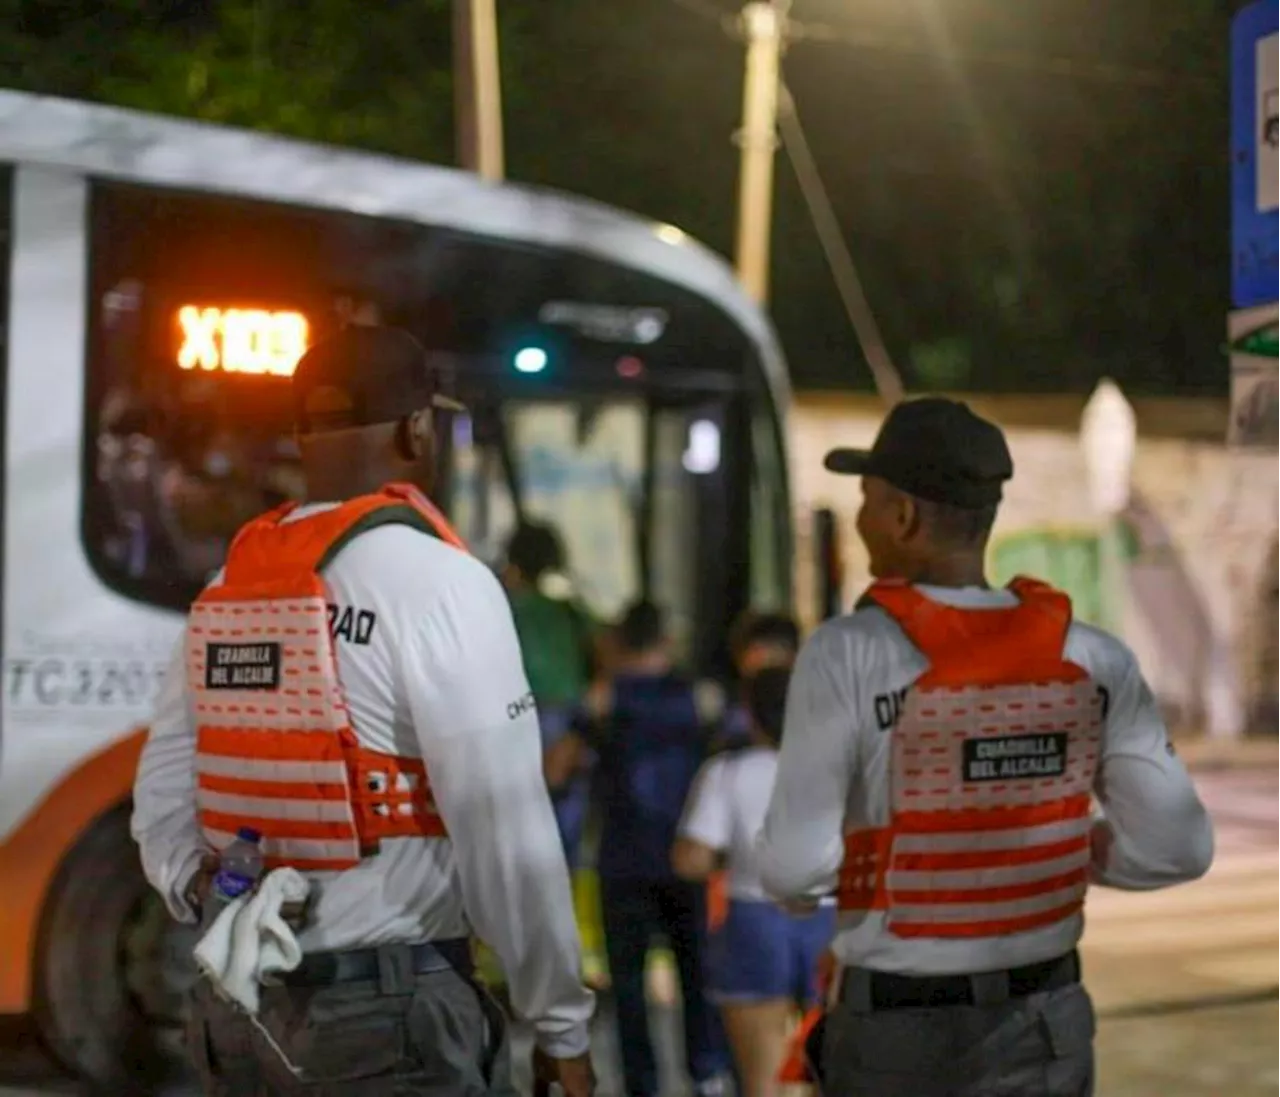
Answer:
1174, 735, 1278, 770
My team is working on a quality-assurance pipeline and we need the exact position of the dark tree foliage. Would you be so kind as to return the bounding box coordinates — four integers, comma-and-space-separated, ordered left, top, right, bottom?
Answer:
0, 0, 1245, 394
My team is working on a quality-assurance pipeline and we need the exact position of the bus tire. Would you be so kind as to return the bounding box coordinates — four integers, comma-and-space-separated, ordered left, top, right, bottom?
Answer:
33, 803, 185, 1093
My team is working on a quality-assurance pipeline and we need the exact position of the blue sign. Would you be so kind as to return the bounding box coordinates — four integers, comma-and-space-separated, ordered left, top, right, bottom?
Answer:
1232, 0, 1279, 310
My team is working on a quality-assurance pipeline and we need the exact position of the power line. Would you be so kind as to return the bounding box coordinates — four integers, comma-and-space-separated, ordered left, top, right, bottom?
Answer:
777, 82, 905, 404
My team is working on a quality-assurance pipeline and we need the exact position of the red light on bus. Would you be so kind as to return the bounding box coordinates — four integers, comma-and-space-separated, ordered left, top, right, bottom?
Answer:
176, 305, 310, 377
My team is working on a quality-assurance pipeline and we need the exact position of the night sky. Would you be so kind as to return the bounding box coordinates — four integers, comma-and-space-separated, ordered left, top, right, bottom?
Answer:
2, 0, 1255, 394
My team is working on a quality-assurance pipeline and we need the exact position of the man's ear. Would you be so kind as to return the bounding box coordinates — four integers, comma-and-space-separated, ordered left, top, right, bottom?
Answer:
406, 408, 434, 459
897, 492, 923, 541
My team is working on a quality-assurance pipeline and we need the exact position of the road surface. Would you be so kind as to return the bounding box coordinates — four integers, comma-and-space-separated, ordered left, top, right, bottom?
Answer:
1, 764, 1275, 1096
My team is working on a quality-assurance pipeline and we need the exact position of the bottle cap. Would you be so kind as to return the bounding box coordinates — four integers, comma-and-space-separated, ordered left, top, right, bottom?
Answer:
236, 826, 263, 844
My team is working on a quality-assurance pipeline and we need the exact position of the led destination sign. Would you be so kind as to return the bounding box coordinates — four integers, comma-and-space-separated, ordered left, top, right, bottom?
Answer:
176, 305, 310, 377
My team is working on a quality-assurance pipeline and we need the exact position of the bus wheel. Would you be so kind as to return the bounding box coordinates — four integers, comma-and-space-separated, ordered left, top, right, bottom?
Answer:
33, 804, 197, 1091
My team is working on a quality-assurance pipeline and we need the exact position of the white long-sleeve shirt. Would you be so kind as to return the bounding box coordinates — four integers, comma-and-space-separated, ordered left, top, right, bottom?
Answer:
131, 504, 595, 1057
757, 584, 1214, 976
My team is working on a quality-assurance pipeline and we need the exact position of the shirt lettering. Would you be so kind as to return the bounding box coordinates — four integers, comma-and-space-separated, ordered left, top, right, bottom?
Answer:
327, 604, 378, 645
507, 692, 536, 720
874, 687, 909, 732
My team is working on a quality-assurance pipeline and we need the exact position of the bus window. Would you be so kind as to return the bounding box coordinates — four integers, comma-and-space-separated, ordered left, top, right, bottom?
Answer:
749, 398, 789, 613
506, 400, 644, 620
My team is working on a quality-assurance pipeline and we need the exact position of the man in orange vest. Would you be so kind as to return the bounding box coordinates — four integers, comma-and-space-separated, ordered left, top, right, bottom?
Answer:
756, 397, 1214, 1096
132, 327, 595, 1096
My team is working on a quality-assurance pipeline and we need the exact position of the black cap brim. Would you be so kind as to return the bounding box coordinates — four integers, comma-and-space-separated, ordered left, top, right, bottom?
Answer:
823, 447, 875, 475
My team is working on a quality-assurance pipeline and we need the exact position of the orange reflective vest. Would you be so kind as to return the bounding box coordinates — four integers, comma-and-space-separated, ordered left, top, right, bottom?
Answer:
187, 482, 467, 873
837, 577, 1104, 939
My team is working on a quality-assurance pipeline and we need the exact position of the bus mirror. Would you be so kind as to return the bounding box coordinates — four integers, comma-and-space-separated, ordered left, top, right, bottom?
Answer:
814, 507, 843, 621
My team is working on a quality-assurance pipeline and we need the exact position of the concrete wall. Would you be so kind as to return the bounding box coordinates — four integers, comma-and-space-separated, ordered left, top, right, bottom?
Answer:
788, 393, 1279, 738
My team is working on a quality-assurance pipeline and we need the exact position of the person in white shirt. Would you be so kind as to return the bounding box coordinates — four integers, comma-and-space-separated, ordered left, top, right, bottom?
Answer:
675, 665, 835, 1097
756, 397, 1214, 1096
132, 326, 595, 1097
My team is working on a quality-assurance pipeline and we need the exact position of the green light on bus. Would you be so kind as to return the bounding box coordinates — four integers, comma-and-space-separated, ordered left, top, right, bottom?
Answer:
514, 346, 549, 374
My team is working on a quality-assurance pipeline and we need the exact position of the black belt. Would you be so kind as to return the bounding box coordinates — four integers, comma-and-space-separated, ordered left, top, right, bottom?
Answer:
282, 938, 473, 990
838, 950, 1080, 1012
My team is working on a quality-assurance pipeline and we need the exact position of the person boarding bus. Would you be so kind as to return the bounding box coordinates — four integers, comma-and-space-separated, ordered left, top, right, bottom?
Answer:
756, 397, 1214, 1096
131, 326, 596, 1096
674, 664, 835, 1097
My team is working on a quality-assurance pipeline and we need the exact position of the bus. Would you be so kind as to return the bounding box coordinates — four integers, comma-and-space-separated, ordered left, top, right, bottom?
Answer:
0, 90, 796, 1084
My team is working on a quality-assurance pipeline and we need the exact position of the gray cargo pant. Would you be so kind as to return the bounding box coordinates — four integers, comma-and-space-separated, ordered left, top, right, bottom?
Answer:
823, 970, 1095, 1097
186, 944, 518, 1096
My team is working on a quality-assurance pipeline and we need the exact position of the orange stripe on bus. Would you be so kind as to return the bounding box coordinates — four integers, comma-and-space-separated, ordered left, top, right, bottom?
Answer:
0, 726, 147, 1012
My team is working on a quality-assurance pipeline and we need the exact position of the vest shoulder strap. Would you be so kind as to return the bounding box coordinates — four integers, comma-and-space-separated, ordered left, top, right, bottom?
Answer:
862, 576, 1077, 686
314, 484, 467, 573
853, 578, 910, 614
223, 484, 467, 585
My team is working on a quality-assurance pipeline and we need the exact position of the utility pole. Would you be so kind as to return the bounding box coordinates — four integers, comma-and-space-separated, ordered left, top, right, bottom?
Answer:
732, 1, 787, 304
452, 0, 506, 182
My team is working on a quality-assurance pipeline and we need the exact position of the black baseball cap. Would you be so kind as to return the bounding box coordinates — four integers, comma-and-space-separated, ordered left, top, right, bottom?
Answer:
292, 325, 463, 434
823, 397, 1013, 508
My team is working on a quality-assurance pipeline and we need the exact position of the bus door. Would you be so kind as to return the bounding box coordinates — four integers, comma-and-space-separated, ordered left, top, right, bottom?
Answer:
445, 390, 743, 674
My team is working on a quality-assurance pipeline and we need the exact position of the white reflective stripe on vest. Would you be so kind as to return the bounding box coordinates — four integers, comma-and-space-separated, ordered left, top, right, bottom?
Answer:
196, 755, 351, 785
886, 847, 1091, 893
887, 816, 1091, 854
891, 882, 1085, 926
205, 828, 360, 864
196, 788, 355, 823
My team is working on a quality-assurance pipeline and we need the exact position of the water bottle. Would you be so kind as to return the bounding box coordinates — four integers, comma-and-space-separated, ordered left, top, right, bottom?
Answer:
208, 826, 264, 916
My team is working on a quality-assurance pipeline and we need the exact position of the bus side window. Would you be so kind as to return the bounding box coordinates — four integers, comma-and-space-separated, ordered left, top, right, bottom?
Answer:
749, 398, 788, 614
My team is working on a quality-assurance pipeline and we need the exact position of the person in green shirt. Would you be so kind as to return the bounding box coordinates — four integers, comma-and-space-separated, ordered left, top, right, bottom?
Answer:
502, 520, 597, 865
